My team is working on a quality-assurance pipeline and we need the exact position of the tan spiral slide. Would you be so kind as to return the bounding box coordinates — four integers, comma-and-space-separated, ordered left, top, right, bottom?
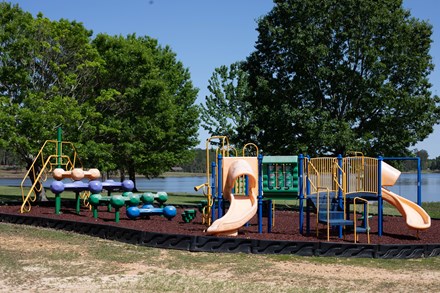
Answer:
206, 157, 259, 236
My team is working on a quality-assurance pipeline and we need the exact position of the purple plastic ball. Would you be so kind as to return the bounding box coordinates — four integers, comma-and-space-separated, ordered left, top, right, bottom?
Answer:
163, 205, 177, 219
126, 206, 140, 219
50, 180, 65, 194
121, 179, 134, 191
88, 180, 103, 194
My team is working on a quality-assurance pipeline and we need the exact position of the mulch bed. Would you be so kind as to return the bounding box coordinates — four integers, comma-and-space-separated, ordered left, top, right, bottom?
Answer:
0, 201, 439, 245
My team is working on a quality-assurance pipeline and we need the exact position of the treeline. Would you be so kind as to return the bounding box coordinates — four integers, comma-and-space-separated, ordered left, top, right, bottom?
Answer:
3, 147, 440, 174
177, 149, 440, 174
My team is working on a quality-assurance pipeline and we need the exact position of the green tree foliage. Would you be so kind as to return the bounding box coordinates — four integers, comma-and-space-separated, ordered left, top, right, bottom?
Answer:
0, 3, 102, 199
430, 156, 440, 171
0, 4, 101, 155
0, 4, 200, 193
200, 62, 253, 146
202, 0, 440, 156
400, 149, 428, 171
89, 34, 199, 187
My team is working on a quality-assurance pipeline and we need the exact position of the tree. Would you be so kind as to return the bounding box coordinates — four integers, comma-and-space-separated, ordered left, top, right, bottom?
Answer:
200, 62, 253, 146
203, 0, 440, 156
430, 156, 440, 171
0, 3, 102, 200
89, 34, 199, 189
416, 149, 429, 170
1, 4, 200, 194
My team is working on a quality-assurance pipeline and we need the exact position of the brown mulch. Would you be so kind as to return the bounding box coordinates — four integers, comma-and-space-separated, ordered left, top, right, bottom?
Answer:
0, 202, 439, 245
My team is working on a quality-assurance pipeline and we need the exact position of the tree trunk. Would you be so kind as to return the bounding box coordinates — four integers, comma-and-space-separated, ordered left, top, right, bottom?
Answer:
128, 163, 138, 192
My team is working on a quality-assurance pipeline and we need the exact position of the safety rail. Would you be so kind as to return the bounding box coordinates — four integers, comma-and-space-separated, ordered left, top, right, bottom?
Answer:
304, 158, 320, 196
310, 157, 334, 191
353, 197, 370, 244
315, 187, 331, 240
343, 156, 378, 194
195, 136, 230, 226
21, 154, 78, 213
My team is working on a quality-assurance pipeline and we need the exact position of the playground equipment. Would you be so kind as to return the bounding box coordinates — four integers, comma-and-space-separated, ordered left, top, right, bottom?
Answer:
262, 156, 299, 199
206, 157, 259, 236
50, 179, 103, 214
193, 136, 231, 226
196, 136, 429, 242
88, 190, 168, 222
53, 168, 101, 181
181, 209, 197, 223
21, 127, 82, 213
300, 154, 431, 241
89, 190, 138, 222
126, 205, 177, 220
140, 191, 168, 207
195, 137, 270, 236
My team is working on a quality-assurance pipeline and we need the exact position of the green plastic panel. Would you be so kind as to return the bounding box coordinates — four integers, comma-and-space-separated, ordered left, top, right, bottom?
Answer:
262, 156, 299, 199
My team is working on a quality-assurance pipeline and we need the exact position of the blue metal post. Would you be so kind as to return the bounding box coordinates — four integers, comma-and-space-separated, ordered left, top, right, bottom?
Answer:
211, 161, 216, 222
298, 154, 304, 234
383, 156, 423, 206
337, 154, 343, 239
417, 157, 422, 206
217, 154, 223, 219
258, 154, 264, 233
268, 200, 272, 233
306, 155, 311, 235
378, 156, 383, 236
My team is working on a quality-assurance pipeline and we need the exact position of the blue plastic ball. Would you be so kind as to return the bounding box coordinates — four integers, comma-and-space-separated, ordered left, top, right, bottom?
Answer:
126, 206, 140, 219
88, 180, 103, 194
163, 205, 177, 219
142, 204, 154, 209
50, 180, 65, 194
122, 179, 134, 191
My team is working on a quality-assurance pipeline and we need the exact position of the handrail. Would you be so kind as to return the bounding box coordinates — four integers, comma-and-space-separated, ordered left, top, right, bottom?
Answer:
197, 136, 230, 226
305, 158, 320, 196
242, 143, 259, 157
353, 197, 370, 244
332, 159, 347, 220
21, 154, 76, 213
315, 187, 330, 240
21, 140, 82, 195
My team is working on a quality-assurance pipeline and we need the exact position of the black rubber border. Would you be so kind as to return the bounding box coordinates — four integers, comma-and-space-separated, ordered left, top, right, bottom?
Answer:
1, 212, 439, 259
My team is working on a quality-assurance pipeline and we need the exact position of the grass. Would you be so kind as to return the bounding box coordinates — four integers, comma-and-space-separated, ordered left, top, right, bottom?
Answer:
0, 223, 439, 292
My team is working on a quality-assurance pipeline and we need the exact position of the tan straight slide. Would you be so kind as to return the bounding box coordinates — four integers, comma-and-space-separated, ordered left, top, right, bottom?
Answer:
381, 188, 431, 230
206, 157, 259, 236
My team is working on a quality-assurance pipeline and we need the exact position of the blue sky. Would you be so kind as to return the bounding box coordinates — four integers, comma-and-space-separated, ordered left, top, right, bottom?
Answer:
6, 0, 440, 157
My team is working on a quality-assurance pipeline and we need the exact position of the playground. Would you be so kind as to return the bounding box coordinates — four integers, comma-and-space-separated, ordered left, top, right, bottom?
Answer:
0, 133, 439, 258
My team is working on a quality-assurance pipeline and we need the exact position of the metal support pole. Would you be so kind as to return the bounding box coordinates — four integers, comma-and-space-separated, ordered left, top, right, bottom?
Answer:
211, 161, 216, 222
337, 154, 343, 239
217, 154, 223, 219
417, 157, 422, 206
378, 156, 383, 236
298, 154, 304, 235
55, 193, 61, 215
258, 154, 264, 233
75, 192, 81, 214
57, 127, 62, 168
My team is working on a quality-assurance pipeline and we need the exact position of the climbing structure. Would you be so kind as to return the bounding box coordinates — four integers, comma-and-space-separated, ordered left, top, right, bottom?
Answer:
21, 128, 82, 213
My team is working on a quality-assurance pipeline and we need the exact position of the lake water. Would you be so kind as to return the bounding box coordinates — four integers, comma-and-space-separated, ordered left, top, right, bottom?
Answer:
1, 173, 439, 202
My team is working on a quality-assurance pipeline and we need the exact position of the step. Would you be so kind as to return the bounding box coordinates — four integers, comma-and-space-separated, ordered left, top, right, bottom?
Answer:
355, 226, 370, 233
